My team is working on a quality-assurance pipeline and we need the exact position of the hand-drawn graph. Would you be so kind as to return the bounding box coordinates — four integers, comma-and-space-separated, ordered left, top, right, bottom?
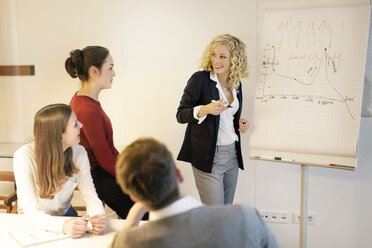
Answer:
258, 45, 355, 119
250, 5, 370, 168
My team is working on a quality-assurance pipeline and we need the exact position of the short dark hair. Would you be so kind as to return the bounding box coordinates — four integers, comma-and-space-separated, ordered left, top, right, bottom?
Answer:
65, 46, 109, 81
116, 138, 179, 210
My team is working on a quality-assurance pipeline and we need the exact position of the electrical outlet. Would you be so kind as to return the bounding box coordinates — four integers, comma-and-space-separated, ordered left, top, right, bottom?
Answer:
307, 213, 317, 224
270, 212, 278, 223
259, 211, 270, 222
293, 212, 317, 225
293, 213, 301, 224
278, 212, 292, 224
259, 211, 291, 224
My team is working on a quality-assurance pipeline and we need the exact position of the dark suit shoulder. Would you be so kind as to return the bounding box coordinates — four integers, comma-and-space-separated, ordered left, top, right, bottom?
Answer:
192, 70, 210, 78
188, 71, 211, 84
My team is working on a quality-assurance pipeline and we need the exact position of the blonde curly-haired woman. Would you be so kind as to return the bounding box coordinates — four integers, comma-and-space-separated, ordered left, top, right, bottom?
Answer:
177, 34, 249, 205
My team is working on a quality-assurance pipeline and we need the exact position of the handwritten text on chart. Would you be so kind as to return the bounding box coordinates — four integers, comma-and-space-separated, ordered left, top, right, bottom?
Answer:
274, 18, 344, 61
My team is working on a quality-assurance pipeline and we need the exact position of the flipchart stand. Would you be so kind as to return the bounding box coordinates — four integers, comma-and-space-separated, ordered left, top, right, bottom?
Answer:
300, 165, 309, 248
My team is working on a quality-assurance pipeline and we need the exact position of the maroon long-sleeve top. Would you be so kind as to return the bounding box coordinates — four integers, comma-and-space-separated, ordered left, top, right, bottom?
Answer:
70, 93, 118, 177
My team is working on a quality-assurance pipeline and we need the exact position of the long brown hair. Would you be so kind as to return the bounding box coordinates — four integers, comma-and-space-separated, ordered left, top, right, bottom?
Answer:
34, 104, 79, 199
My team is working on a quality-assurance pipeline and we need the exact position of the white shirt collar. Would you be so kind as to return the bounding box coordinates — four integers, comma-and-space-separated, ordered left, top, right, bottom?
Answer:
210, 72, 218, 83
210, 72, 227, 98
149, 196, 203, 221
209, 71, 237, 102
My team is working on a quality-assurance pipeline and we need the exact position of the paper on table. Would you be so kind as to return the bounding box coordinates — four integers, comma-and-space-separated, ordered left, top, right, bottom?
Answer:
9, 228, 68, 247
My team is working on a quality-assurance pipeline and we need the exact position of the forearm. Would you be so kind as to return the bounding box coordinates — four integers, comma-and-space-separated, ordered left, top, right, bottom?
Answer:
123, 202, 148, 228
197, 105, 210, 118
78, 170, 106, 215
176, 106, 198, 124
177, 73, 204, 123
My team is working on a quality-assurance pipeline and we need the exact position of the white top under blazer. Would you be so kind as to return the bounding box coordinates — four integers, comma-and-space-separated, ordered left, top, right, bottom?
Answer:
193, 72, 239, 146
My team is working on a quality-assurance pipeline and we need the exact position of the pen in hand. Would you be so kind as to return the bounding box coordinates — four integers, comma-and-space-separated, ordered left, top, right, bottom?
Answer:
85, 211, 116, 222
85, 212, 116, 231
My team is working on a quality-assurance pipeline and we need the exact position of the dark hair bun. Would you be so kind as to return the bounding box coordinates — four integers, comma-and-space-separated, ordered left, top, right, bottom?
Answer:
65, 49, 83, 79
64, 46, 109, 81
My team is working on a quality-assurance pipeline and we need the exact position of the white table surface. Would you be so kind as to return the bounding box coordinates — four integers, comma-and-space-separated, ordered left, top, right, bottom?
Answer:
0, 213, 125, 248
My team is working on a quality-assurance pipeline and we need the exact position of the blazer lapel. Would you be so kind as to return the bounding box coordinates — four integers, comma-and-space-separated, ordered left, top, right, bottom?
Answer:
209, 79, 220, 101
234, 83, 242, 121
208, 78, 220, 132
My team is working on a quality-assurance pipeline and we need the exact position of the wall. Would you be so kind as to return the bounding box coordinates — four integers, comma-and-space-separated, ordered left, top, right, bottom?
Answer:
0, 0, 371, 247
255, 118, 372, 248
119, 0, 257, 207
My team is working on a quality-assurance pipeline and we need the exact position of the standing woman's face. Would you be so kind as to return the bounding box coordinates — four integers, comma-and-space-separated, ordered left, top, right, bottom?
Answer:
62, 112, 83, 151
211, 44, 231, 78
97, 54, 115, 89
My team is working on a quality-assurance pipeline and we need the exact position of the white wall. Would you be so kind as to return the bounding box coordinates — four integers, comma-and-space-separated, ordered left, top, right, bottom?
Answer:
119, 0, 257, 206
1, 0, 372, 247
255, 118, 372, 248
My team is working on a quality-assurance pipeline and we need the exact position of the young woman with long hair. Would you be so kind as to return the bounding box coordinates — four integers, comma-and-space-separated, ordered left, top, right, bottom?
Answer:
14, 104, 107, 238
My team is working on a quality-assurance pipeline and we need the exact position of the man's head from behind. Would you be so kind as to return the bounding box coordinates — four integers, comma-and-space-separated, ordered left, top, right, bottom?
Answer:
116, 138, 180, 210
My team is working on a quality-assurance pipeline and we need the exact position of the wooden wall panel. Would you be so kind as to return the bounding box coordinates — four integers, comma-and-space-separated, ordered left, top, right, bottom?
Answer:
0, 65, 35, 76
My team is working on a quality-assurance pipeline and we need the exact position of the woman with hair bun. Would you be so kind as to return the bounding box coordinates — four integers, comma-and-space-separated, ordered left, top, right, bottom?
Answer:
177, 34, 249, 205
65, 46, 135, 219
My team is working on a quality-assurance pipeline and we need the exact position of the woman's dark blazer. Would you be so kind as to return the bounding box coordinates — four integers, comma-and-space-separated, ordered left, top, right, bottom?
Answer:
176, 71, 244, 173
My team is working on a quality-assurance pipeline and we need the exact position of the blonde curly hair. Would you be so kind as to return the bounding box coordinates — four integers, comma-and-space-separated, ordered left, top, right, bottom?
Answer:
200, 34, 249, 90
